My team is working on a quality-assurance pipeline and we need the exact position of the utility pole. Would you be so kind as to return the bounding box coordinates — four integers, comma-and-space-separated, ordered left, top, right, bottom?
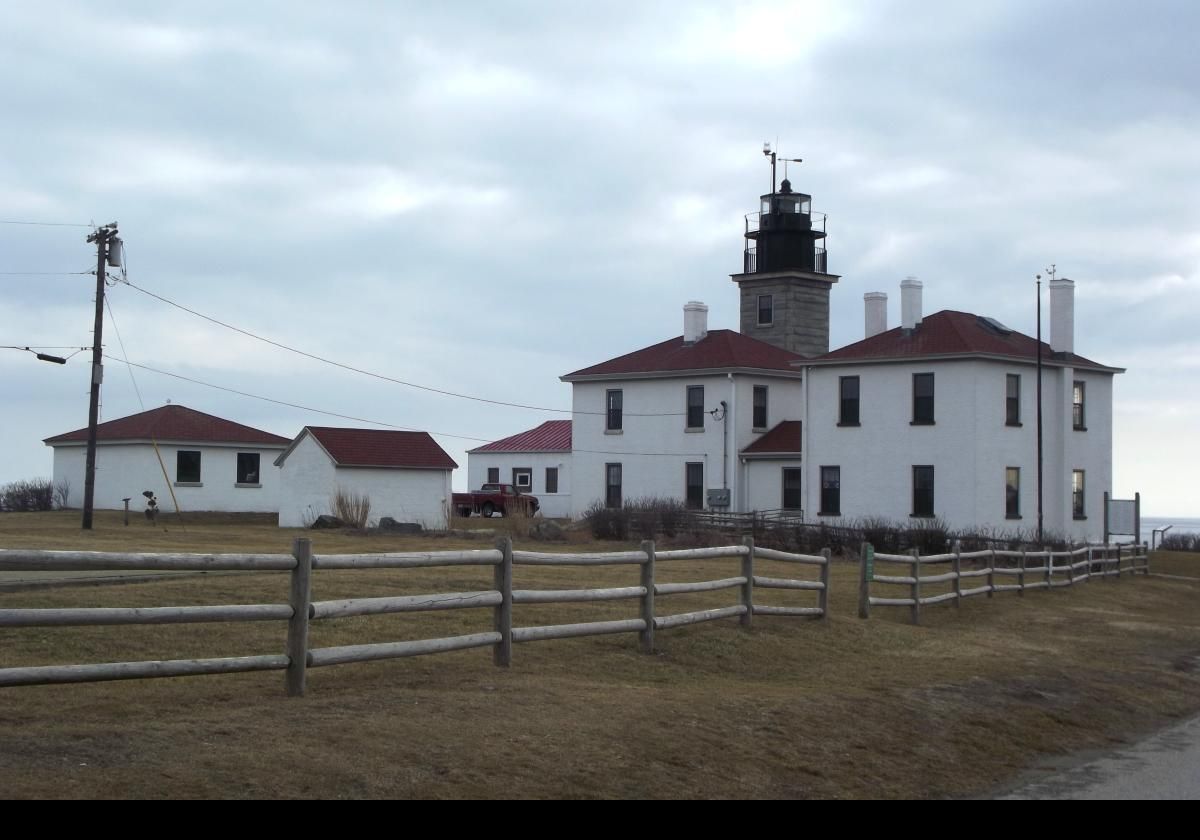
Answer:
82, 222, 119, 530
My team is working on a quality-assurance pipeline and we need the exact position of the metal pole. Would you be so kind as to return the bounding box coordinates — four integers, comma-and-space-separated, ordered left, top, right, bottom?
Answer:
1036, 276, 1044, 547
82, 225, 115, 530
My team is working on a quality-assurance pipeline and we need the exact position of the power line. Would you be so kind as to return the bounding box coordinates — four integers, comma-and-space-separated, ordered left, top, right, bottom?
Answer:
0, 271, 93, 276
122, 280, 686, 418
0, 220, 92, 228
104, 296, 146, 411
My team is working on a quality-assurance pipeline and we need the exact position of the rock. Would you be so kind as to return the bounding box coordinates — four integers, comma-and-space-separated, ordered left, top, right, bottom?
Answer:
531, 520, 567, 541
311, 514, 344, 529
378, 517, 424, 534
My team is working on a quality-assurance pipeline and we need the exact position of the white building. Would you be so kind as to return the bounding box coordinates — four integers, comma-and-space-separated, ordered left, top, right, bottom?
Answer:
466, 420, 572, 518
43, 404, 289, 513
275, 426, 456, 529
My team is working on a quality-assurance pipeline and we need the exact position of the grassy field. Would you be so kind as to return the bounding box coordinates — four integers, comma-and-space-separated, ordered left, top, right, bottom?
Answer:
1, 511, 1198, 799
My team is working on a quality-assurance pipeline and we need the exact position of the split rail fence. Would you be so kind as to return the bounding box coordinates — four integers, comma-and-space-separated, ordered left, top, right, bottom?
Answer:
858, 541, 1150, 624
0, 537, 829, 696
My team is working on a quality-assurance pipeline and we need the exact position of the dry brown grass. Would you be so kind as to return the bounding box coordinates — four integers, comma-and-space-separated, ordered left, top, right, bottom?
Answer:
1, 512, 1198, 799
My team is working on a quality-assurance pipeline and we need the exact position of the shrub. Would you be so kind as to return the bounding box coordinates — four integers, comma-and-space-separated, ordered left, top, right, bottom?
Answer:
1161, 532, 1200, 552
0, 478, 55, 512
331, 487, 371, 529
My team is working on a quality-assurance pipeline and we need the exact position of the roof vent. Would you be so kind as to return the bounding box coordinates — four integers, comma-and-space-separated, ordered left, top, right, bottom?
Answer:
977, 316, 1013, 336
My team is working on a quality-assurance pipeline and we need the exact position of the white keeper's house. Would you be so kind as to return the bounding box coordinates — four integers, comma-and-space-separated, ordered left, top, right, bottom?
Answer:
470, 173, 1122, 541
43, 404, 290, 512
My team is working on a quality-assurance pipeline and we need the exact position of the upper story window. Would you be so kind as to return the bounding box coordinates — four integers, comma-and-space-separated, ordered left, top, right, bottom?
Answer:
176, 450, 201, 484
753, 385, 768, 429
912, 373, 935, 425
606, 389, 623, 432
1073, 381, 1086, 430
757, 294, 773, 326
912, 465, 935, 517
1006, 374, 1021, 426
686, 385, 705, 430
839, 376, 860, 426
236, 452, 260, 485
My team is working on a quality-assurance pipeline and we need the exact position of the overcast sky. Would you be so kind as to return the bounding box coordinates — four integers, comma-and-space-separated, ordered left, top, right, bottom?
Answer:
2, 1, 1197, 516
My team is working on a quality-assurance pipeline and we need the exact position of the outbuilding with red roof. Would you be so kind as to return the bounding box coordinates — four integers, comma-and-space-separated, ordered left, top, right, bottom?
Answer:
467, 420, 572, 517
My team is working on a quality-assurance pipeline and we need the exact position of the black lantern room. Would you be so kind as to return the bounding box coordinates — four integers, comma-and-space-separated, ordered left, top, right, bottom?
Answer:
743, 178, 828, 275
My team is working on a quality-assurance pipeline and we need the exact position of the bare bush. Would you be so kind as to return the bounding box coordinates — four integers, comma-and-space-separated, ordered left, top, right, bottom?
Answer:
0, 478, 55, 512
52, 478, 72, 509
332, 487, 371, 529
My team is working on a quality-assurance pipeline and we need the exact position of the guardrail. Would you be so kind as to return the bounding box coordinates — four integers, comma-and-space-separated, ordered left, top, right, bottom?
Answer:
0, 537, 830, 696
857, 541, 1149, 624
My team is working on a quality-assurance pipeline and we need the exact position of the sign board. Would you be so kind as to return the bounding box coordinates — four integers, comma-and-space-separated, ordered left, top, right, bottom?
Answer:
865, 544, 875, 581
1108, 499, 1137, 535
706, 488, 731, 508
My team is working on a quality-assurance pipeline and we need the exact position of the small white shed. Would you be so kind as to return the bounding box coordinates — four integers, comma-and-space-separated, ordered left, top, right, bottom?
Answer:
275, 426, 457, 529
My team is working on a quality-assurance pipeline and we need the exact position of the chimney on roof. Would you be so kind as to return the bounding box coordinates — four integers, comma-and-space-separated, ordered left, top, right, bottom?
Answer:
683, 301, 709, 344
864, 292, 888, 338
900, 276, 923, 331
1049, 277, 1075, 354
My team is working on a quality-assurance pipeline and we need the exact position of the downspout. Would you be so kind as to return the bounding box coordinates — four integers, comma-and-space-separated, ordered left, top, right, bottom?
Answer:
802, 366, 810, 520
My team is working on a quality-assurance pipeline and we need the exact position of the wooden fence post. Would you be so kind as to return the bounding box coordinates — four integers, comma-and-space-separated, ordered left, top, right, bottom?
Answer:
1116, 544, 1124, 580
639, 540, 656, 653
987, 549, 995, 599
1018, 549, 1026, 596
1143, 542, 1151, 576
286, 537, 313, 698
1067, 549, 1076, 587
858, 542, 872, 620
952, 540, 962, 609
910, 548, 921, 626
1045, 550, 1053, 590
493, 536, 513, 667
1086, 545, 1093, 583
741, 536, 755, 628
819, 548, 831, 620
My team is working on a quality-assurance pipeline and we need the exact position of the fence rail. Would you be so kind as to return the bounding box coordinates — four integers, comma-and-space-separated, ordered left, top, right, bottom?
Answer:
0, 537, 829, 696
858, 541, 1149, 624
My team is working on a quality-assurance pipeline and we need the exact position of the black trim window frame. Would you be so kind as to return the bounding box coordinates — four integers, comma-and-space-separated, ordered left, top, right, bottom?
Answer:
686, 385, 705, 430
753, 385, 768, 429
757, 293, 773, 326
1073, 380, 1086, 430
912, 373, 935, 425
1072, 469, 1085, 519
236, 452, 260, 484
606, 389, 623, 432
512, 468, 532, 490
839, 376, 860, 426
176, 450, 202, 484
605, 463, 622, 509
1006, 374, 1021, 426
782, 467, 803, 511
685, 462, 704, 510
1005, 466, 1020, 518
819, 466, 840, 516
912, 465, 935, 517
487, 467, 500, 484
545, 467, 558, 495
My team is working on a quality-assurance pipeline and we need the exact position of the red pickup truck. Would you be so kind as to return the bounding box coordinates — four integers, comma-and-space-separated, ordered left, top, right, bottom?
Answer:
453, 484, 540, 518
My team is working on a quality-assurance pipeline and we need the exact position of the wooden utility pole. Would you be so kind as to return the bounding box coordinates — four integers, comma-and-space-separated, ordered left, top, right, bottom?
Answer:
81, 223, 118, 530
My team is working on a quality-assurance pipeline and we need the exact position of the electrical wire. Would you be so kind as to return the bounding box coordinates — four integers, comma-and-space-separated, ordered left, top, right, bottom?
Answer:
0, 220, 92, 228
104, 296, 146, 410
0, 271, 93, 276
121, 280, 687, 418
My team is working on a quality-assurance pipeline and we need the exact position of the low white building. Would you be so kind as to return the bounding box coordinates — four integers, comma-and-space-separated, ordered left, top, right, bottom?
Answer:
466, 420, 572, 517
275, 426, 456, 529
561, 302, 805, 518
43, 404, 290, 513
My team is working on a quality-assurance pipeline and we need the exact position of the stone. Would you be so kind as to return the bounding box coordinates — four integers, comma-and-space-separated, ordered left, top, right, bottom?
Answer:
310, 514, 344, 529
377, 517, 424, 534
531, 519, 567, 541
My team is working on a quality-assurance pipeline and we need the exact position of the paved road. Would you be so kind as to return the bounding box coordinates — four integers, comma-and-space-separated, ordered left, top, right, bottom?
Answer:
1001, 714, 1200, 799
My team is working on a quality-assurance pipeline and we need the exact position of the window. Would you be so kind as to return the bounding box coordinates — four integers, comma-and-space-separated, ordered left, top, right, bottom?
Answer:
686, 385, 705, 430
236, 452, 260, 485
820, 466, 841, 516
176, 450, 202, 484
839, 376, 860, 426
1073, 381, 1086, 430
513, 468, 532, 490
753, 385, 768, 429
685, 462, 704, 510
606, 389, 623, 432
487, 467, 500, 484
605, 463, 622, 508
757, 294, 773, 326
912, 465, 935, 517
1005, 467, 1020, 518
912, 373, 935, 424
1072, 470, 1085, 519
782, 468, 803, 510
1006, 374, 1021, 426
545, 467, 559, 495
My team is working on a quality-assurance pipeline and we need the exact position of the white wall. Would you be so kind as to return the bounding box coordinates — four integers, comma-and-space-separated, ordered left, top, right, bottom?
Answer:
466, 451, 571, 518
277, 434, 451, 529
804, 358, 1114, 541
50, 441, 283, 513
743, 459, 804, 512
568, 372, 803, 517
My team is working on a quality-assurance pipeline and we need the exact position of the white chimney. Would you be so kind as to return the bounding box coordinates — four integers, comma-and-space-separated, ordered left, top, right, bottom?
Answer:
864, 292, 888, 338
1049, 277, 1075, 354
900, 276, 923, 331
683, 301, 709, 344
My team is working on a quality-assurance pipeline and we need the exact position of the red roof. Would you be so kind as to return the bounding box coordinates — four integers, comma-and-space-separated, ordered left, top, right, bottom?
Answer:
44, 404, 291, 446
563, 330, 802, 379
291, 427, 457, 470
469, 420, 571, 454
814, 310, 1120, 371
741, 421, 802, 456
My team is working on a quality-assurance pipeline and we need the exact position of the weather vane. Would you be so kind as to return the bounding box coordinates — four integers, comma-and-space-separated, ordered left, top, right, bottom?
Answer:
762, 142, 802, 195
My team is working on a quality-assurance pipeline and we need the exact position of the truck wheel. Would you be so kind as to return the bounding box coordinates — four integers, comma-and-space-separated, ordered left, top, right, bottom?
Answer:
482, 502, 495, 518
